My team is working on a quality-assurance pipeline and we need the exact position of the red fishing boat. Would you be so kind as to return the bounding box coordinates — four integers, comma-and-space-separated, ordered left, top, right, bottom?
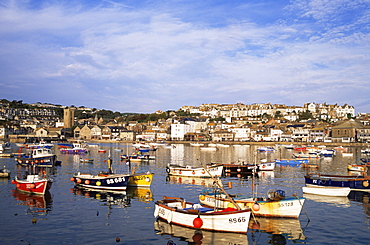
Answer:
12, 174, 53, 195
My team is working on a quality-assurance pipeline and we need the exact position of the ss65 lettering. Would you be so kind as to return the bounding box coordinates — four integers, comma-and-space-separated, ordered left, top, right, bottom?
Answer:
229, 216, 247, 223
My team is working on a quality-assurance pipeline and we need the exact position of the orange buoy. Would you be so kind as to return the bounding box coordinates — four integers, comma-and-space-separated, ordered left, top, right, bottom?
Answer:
70, 177, 75, 182
193, 217, 203, 228
76, 178, 82, 183
85, 180, 90, 185
252, 203, 260, 211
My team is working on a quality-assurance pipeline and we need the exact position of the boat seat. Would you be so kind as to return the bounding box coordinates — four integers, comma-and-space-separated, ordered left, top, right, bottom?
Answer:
183, 204, 213, 213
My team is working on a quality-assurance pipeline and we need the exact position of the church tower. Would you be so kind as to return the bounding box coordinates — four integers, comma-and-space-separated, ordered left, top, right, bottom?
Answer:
64, 107, 76, 129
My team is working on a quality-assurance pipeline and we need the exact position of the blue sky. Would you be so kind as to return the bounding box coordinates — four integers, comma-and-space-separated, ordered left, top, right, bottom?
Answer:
0, 0, 369, 113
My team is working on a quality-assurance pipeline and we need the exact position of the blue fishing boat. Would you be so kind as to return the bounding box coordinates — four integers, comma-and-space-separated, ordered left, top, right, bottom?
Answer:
275, 159, 308, 166
16, 148, 56, 167
304, 170, 370, 191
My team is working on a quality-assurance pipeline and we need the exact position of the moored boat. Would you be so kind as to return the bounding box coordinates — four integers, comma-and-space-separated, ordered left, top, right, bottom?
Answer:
342, 152, 353, 157
199, 189, 305, 218
360, 158, 370, 164
154, 196, 251, 233
258, 161, 275, 171
71, 172, 130, 190
318, 149, 336, 157
80, 158, 94, 163
16, 147, 56, 167
257, 146, 275, 152
275, 159, 308, 166
284, 144, 295, 150
222, 163, 256, 175
72, 155, 154, 190
304, 171, 370, 191
166, 163, 223, 178
11, 174, 53, 195
302, 185, 351, 197
0, 167, 11, 178
25, 141, 54, 149
71, 154, 130, 190
347, 163, 368, 172
292, 152, 319, 159
154, 219, 249, 244
120, 152, 155, 161
128, 172, 154, 187
60, 143, 88, 154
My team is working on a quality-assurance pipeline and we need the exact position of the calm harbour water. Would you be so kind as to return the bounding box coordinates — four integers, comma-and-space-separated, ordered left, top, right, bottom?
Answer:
0, 143, 369, 245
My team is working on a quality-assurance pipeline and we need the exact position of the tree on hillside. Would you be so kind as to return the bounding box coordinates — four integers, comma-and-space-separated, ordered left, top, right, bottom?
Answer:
298, 110, 313, 121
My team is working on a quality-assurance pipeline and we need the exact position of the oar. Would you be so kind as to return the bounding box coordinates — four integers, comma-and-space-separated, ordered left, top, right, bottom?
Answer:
201, 163, 242, 211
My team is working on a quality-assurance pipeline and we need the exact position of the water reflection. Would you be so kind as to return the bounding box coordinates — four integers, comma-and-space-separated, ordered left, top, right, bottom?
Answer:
249, 217, 307, 244
12, 189, 53, 219
154, 219, 249, 245
303, 193, 350, 208
165, 175, 218, 187
72, 186, 153, 207
348, 191, 370, 216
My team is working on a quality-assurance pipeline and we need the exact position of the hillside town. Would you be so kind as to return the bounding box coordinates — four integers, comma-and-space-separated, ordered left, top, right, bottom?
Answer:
0, 100, 370, 144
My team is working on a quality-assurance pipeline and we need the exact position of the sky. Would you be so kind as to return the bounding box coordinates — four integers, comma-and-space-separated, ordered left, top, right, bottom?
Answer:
0, 0, 369, 114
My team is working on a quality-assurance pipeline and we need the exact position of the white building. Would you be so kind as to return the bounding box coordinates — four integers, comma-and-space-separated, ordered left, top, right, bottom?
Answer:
229, 127, 251, 141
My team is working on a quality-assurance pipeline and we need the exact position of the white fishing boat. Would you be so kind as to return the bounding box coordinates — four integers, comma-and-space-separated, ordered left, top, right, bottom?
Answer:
302, 185, 351, 197
154, 219, 249, 244
347, 163, 367, 172
166, 163, 223, 178
16, 147, 56, 167
259, 161, 275, 171
154, 196, 251, 233
342, 152, 353, 157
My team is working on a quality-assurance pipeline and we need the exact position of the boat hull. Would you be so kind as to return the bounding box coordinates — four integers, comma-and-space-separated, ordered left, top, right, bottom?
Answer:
302, 185, 351, 197
128, 173, 154, 187
72, 173, 129, 190
154, 199, 250, 233
12, 176, 52, 195
304, 173, 370, 191
166, 164, 223, 178
199, 194, 304, 218
222, 164, 255, 175
16, 156, 56, 167
60, 149, 87, 154
275, 159, 308, 166
154, 219, 248, 244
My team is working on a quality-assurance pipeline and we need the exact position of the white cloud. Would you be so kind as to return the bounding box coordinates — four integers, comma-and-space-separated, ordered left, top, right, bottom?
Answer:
0, 0, 369, 113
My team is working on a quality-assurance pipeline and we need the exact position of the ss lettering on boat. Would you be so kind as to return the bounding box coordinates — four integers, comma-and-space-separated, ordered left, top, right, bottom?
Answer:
106, 177, 125, 184
158, 208, 166, 216
278, 202, 293, 208
229, 216, 247, 223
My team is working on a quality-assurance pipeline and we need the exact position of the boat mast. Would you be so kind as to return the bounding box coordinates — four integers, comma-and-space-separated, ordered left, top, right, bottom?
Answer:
107, 150, 113, 174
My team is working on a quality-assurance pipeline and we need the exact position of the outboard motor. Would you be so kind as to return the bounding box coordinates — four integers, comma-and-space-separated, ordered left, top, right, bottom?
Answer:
267, 189, 285, 201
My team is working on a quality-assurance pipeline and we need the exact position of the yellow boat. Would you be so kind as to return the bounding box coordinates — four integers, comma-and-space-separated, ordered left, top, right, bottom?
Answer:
199, 189, 305, 218
128, 172, 154, 187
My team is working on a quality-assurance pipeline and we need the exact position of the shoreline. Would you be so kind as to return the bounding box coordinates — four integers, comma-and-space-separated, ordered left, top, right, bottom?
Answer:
82, 139, 370, 147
